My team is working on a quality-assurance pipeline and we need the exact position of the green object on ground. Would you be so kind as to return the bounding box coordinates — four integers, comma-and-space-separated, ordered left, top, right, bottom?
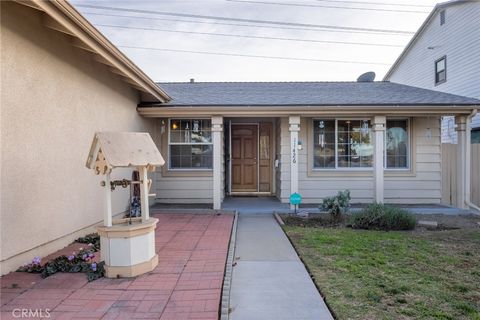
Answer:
349, 203, 416, 231
284, 226, 480, 320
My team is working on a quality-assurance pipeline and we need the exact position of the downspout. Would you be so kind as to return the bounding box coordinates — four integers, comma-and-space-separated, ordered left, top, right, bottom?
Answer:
465, 108, 479, 213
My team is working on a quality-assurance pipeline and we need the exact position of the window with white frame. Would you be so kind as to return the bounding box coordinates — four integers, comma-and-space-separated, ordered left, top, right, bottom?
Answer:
435, 56, 446, 85
313, 118, 409, 170
386, 119, 409, 169
169, 119, 213, 169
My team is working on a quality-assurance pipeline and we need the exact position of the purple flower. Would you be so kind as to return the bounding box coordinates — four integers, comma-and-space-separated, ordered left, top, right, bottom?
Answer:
67, 255, 74, 261
91, 263, 97, 272
32, 257, 41, 265
82, 254, 87, 260
88, 253, 94, 258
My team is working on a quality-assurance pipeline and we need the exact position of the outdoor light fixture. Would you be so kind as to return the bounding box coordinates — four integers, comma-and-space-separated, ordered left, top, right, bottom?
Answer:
425, 127, 433, 140
160, 120, 166, 135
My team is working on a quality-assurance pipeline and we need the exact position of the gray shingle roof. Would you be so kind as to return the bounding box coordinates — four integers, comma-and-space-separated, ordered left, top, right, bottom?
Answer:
155, 81, 480, 106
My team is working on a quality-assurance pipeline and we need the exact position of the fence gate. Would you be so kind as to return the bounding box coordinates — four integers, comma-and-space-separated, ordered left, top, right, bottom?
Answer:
442, 144, 480, 206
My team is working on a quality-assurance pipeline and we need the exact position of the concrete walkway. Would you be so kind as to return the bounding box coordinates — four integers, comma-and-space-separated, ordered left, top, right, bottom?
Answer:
229, 215, 333, 320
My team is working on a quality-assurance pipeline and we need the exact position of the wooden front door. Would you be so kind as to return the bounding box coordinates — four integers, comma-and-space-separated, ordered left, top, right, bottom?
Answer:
231, 124, 258, 192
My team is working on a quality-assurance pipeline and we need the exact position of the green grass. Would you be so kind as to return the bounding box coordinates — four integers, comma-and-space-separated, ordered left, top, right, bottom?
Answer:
284, 227, 480, 320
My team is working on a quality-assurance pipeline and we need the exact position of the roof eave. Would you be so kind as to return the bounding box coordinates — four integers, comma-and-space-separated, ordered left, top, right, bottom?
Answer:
137, 104, 479, 117
15, 0, 171, 102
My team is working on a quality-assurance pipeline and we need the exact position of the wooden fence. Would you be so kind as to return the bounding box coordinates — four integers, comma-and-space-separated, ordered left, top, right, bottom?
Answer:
442, 144, 480, 206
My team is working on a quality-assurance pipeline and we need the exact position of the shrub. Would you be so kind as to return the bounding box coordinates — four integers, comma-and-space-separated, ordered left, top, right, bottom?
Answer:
349, 203, 416, 231
76, 233, 101, 251
320, 190, 351, 221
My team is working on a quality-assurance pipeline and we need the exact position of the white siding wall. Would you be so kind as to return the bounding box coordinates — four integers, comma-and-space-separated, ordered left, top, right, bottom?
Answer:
279, 116, 442, 204
386, 2, 480, 142
385, 117, 442, 204
152, 118, 215, 204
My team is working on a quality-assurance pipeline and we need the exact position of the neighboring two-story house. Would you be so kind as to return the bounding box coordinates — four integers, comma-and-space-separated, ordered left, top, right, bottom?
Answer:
384, 0, 480, 143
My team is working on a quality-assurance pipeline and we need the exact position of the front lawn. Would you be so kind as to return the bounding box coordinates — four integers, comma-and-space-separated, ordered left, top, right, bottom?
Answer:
284, 226, 480, 320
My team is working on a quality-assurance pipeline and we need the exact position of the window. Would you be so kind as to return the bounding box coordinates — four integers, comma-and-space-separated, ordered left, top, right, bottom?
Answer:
435, 56, 446, 85
169, 119, 213, 169
337, 120, 373, 168
440, 10, 446, 25
472, 128, 480, 144
313, 119, 373, 169
386, 119, 409, 168
313, 118, 409, 170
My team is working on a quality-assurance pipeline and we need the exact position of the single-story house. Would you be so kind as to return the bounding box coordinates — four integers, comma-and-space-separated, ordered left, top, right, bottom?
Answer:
1, 0, 479, 275
140, 81, 479, 210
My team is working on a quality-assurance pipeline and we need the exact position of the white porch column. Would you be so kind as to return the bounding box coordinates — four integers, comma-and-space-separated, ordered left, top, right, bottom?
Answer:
103, 173, 112, 227
372, 116, 386, 203
289, 116, 301, 209
139, 166, 150, 222
212, 116, 223, 210
455, 115, 467, 209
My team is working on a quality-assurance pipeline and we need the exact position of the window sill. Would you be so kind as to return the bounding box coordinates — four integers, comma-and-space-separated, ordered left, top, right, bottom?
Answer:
307, 168, 415, 178
160, 168, 213, 177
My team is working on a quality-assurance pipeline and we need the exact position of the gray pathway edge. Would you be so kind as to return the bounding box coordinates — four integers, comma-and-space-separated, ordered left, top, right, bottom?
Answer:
221, 212, 238, 320
229, 215, 334, 320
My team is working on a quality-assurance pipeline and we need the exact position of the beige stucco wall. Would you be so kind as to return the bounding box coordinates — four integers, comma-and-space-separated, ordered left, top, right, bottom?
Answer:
0, 2, 154, 274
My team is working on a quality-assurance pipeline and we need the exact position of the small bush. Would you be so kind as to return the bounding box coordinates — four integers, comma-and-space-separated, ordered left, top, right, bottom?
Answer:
76, 233, 101, 251
320, 190, 351, 221
349, 203, 416, 231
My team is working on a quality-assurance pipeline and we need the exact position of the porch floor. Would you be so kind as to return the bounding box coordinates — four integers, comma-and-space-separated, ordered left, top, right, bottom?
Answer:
222, 196, 289, 214
153, 198, 476, 215
222, 197, 476, 215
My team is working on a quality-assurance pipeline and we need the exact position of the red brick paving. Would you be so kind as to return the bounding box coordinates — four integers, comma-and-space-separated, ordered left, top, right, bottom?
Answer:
0, 213, 233, 320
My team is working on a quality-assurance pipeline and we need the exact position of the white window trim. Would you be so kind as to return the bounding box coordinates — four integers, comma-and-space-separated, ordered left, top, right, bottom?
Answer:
168, 118, 213, 171
312, 117, 411, 171
435, 56, 447, 86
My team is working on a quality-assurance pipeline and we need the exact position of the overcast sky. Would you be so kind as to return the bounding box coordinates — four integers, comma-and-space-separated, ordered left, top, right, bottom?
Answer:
71, 0, 440, 82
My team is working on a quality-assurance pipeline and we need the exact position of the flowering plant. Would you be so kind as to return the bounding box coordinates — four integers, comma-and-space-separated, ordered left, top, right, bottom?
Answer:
75, 233, 100, 251
17, 233, 104, 281
18, 249, 104, 281
17, 256, 43, 273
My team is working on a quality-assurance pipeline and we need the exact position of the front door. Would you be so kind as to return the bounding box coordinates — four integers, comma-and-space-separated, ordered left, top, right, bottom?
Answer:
231, 124, 258, 192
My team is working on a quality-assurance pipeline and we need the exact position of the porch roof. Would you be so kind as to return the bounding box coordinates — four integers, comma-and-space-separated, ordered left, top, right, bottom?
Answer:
150, 81, 480, 107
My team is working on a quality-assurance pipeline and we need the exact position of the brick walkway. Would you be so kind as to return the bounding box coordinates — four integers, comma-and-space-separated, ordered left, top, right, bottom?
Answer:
1, 213, 234, 320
